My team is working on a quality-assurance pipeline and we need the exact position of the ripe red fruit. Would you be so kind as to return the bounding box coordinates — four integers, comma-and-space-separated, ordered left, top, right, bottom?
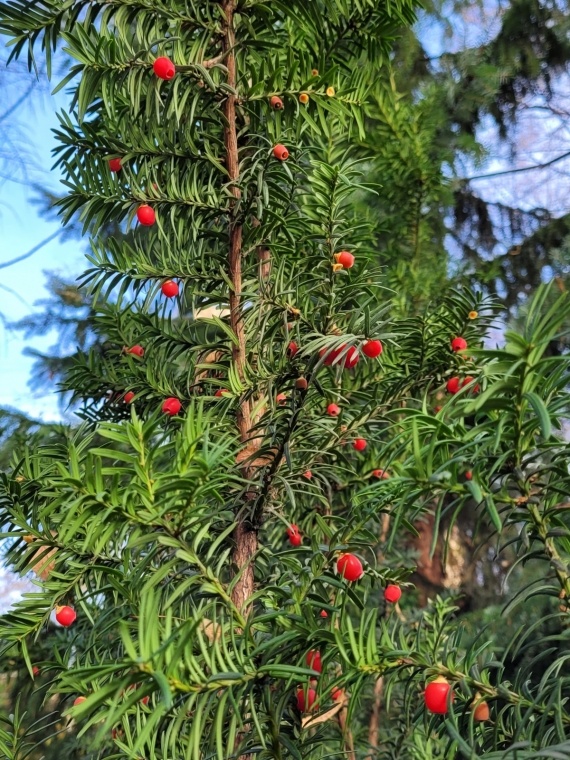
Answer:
303, 470, 312, 480
320, 344, 358, 369
215, 389, 228, 398
462, 376, 480, 393
336, 553, 364, 582
384, 584, 402, 603
320, 609, 328, 618
465, 470, 473, 481
161, 280, 179, 298
124, 391, 135, 404
109, 158, 122, 172
295, 377, 308, 391
276, 393, 287, 405
296, 687, 317, 712
362, 339, 383, 358
353, 438, 367, 452
287, 341, 299, 358
73, 696, 87, 707
273, 144, 289, 161
162, 397, 182, 416
336, 251, 355, 269
424, 677, 454, 714
286, 524, 302, 546
127, 345, 144, 357
372, 468, 389, 479
153, 56, 176, 80
320, 346, 339, 366
55, 605, 76, 627
270, 95, 284, 109
137, 204, 156, 226
327, 403, 340, 417
344, 346, 359, 368
451, 336, 467, 352
32, 666, 40, 677
446, 376, 461, 394
331, 687, 343, 702
306, 650, 322, 673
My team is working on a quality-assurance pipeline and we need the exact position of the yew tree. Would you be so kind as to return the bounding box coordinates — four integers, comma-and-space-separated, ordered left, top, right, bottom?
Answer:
2, 2, 570, 760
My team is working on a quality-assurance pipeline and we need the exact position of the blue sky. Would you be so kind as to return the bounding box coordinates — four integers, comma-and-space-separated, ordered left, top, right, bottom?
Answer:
0, 71, 83, 421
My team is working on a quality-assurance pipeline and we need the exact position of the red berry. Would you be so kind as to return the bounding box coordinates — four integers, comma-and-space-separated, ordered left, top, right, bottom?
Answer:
384, 584, 402, 603
127, 345, 144, 357
276, 393, 287, 405
320, 344, 358, 369
320, 346, 339, 366
273, 144, 289, 161
162, 397, 182, 416
306, 650, 322, 673
55, 605, 76, 627
465, 470, 473, 481
327, 403, 340, 417
109, 157, 122, 172
336, 251, 355, 269
462, 376, 480, 393
287, 341, 299, 358
336, 553, 363, 582
353, 438, 367, 452
451, 336, 467, 352
295, 377, 308, 391
32, 666, 40, 677
303, 470, 312, 480
161, 280, 179, 298
137, 204, 156, 226
331, 687, 343, 702
270, 95, 284, 110
320, 609, 328, 618
215, 389, 224, 397
372, 469, 389, 479
344, 346, 359, 369
286, 524, 302, 546
424, 677, 454, 714
296, 687, 317, 712
362, 339, 383, 358
446, 376, 461, 394
124, 391, 135, 404
73, 696, 87, 707
153, 56, 176, 80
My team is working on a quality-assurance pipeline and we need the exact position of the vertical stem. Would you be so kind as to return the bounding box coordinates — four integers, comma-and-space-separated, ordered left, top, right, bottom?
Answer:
368, 513, 390, 754
222, 0, 258, 613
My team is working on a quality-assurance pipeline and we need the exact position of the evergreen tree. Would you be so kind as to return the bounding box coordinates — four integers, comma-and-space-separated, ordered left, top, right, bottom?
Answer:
2, 3, 570, 760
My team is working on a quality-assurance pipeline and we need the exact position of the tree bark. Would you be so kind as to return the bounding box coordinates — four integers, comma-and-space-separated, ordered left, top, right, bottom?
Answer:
222, 0, 259, 614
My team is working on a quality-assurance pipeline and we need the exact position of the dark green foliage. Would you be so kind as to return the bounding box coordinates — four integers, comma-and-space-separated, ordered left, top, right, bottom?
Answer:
1, 1, 570, 759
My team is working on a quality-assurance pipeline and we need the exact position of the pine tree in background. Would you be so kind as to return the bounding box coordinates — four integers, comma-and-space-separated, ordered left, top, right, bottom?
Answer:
2, 2, 570, 760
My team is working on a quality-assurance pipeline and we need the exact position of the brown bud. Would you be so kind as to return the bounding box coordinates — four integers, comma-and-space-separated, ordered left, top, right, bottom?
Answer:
471, 695, 490, 722
295, 377, 308, 391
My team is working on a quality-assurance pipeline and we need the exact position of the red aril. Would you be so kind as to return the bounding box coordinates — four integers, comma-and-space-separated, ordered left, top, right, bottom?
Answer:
336, 553, 363, 582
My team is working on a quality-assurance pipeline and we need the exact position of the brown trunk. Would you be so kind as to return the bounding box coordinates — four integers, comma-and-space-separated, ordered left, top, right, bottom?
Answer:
222, 0, 259, 614
410, 511, 474, 608
367, 676, 384, 754
337, 705, 356, 760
